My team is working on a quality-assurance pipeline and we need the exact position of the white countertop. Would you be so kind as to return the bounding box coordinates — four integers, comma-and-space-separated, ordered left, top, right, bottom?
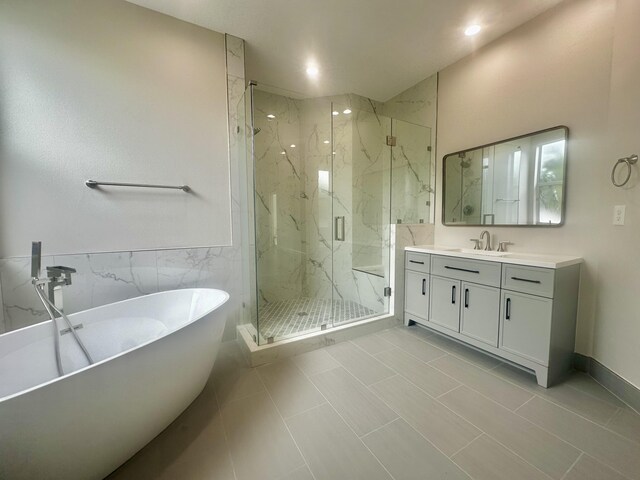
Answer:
405, 245, 583, 269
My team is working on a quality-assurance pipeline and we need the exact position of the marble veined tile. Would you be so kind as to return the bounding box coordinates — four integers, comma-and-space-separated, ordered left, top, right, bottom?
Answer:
225, 34, 245, 78
156, 247, 233, 291
0, 255, 55, 331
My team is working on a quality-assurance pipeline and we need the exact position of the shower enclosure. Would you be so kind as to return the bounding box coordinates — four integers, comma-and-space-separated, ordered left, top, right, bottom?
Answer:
238, 83, 431, 345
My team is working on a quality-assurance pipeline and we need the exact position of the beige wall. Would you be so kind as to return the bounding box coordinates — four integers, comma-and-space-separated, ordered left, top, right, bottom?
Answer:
0, 0, 230, 257
435, 0, 640, 387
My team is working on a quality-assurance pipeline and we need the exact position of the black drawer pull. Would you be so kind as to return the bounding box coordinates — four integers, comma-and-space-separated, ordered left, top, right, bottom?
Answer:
506, 298, 511, 320
445, 266, 480, 274
451, 285, 456, 304
409, 260, 425, 265
511, 276, 541, 284
464, 288, 469, 308
422, 278, 427, 296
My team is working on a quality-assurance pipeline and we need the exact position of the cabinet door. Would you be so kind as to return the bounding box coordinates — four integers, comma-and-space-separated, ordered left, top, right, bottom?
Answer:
460, 283, 500, 347
405, 270, 429, 319
500, 291, 553, 365
429, 276, 460, 332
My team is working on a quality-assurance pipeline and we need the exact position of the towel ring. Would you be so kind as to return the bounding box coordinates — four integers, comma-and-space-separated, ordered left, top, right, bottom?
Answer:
611, 154, 638, 187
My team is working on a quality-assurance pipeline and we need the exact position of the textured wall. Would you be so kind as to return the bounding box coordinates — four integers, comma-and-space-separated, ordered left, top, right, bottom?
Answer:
0, 0, 230, 257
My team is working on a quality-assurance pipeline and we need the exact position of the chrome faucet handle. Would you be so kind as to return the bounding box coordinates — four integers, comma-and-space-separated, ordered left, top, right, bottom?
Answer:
469, 239, 482, 250
46, 265, 77, 285
497, 241, 513, 252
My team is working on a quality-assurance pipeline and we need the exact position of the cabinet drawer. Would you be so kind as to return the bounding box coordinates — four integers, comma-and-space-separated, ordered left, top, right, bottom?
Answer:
431, 255, 501, 287
502, 265, 555, 298
405, 252, 430, 273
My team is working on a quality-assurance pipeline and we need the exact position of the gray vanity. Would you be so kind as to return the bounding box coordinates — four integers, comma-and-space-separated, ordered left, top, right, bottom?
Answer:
404, 246, 582, 387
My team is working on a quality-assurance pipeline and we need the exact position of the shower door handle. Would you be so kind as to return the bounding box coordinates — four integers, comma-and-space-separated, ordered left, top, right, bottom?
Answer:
334, 216, 345, 241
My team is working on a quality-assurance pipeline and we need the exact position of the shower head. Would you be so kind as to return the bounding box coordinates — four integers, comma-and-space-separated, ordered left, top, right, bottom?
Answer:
253, 127, 262, 136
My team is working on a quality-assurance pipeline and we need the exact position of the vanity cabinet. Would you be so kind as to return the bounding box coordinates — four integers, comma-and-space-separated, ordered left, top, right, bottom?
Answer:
404, 249, 581, 387
405, 270, 430, 320
429, 276, 460, 332
461, 283, 500, 347
404, 253, 430, 322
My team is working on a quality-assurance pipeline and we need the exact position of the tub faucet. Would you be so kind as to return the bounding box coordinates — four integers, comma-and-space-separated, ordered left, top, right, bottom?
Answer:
31, 241, 76, 310
479, 230, 492, 251
31, 241, 92, 376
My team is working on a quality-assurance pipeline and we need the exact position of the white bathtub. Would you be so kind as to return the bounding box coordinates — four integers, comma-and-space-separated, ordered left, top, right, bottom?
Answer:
0, 288, 229, 480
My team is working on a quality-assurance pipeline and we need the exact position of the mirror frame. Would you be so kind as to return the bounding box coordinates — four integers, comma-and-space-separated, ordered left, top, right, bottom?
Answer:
441, 125, 569, 227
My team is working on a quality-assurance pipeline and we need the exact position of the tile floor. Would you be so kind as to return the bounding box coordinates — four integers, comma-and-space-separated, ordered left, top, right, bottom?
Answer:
108, 325, 640, 480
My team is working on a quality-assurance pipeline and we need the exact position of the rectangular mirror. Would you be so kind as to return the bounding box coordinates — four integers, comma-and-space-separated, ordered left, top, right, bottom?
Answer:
442, 126, 568, 226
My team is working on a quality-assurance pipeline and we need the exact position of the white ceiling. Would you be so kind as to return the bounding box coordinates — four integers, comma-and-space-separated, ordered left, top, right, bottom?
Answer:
127, 0, 563, 101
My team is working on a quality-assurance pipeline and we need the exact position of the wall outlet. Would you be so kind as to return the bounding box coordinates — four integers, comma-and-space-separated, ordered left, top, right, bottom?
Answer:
613, 205, 626, 225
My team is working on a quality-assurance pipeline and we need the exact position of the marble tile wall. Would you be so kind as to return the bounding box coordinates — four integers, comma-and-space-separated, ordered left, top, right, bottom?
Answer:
224, 34, 247, 340
0, 247, 236, 333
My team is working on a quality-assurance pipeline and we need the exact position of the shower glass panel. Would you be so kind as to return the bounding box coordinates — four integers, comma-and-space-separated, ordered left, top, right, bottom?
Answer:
237, 85, 259, 339
244, 84, 394, 345
391, 120, 432, 224
333, 104, 392, 323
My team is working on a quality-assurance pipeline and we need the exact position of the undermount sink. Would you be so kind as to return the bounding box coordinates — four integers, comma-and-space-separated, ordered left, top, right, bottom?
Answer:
442, 248, 510, 257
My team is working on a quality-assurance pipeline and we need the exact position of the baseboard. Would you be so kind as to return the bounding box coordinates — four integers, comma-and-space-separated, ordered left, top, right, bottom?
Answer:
573, 353, 640, 413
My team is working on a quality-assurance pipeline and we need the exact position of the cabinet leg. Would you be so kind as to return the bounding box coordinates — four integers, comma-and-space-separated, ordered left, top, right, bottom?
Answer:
534, 366, 550, 388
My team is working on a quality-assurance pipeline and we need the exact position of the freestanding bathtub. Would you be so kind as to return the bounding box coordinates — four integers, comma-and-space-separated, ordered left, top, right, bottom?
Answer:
0, 288, 229, 480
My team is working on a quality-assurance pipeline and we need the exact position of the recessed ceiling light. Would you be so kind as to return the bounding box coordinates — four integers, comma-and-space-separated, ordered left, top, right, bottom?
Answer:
306, 65, 319, 77
332, 111, 339, 116
280, 151, 286, 155
290, 144, 296, 148
323, 140, 330, 144
343, 109, 352, 114
267, 114, 275, 119
464, 24, 481, 36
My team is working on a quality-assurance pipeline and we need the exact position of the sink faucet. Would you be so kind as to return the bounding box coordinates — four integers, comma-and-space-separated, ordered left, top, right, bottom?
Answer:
479, 230, 492, 251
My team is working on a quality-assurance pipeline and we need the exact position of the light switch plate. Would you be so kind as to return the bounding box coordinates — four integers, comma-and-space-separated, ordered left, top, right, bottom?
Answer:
613, 205, 626, 225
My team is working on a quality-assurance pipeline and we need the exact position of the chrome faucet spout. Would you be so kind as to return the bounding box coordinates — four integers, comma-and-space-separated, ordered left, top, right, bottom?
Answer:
480, 230, 492, 251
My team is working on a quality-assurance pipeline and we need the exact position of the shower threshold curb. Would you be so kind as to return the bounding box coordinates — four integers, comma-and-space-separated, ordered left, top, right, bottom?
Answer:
237, 314, 399, 367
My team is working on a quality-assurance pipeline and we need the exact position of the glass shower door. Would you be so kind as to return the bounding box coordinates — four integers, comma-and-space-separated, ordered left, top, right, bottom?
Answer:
331, 104, 392, 326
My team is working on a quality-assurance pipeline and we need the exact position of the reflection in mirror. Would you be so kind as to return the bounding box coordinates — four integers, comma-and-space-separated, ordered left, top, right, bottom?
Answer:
443, 126, 568, 226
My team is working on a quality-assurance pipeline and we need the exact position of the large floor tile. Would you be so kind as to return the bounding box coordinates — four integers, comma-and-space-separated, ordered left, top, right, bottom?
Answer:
409, 327, 503, 370
563, 454, 629, 480
362, 418, 471, 480
221, 391, 305, 480
377, 328, 447, 363
276, 465, 315, 480
310, 367, 398, 436
370, 375, 481, 456
325, 341, 395, 385
439, 386, 580, 479
375, 348, 460, 397
292, 348, 340, 376
492, 364, 618, 424
452, 434, 549, 480
109, 388, 234, 480
213, 367, 265, 405
517, 396, 640, 479
563, 372, 626, 407
430, 355, 533, 410
351, 333, 395, 355
257, 359, 325, 418
286, 404, 391, 480
607, 407, 640, 444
